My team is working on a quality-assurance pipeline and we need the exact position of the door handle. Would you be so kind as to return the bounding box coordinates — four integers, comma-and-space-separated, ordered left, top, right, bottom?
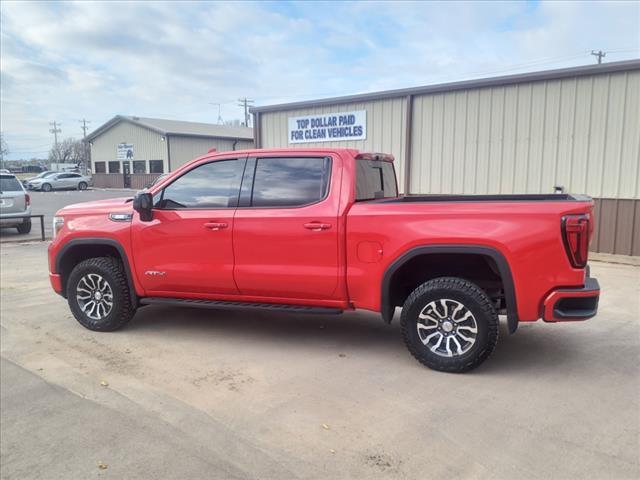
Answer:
303, 222, 332, 231
204, 222, 228, 230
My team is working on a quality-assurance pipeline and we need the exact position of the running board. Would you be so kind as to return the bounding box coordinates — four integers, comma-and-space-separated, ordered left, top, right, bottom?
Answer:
140, 297, 343, 315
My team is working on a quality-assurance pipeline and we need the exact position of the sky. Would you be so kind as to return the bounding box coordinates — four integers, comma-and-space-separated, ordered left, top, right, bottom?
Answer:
1, 0, 639, 160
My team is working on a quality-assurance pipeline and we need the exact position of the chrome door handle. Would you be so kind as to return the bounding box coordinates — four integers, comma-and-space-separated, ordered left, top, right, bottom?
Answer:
204, 222, 228, 230
303, 222, 331, 231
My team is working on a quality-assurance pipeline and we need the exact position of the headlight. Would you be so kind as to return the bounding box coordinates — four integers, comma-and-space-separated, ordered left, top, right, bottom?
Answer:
53, 216, 65, 238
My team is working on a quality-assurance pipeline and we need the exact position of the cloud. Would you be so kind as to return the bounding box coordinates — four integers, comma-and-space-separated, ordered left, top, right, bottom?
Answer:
1, 0, 638, 159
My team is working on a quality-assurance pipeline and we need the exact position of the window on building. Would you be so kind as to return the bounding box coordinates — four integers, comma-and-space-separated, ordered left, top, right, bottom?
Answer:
251, 157, 331, 207
133, 161, 146, 174
355, 160, 398, 201
108, 161, 120, 174
157, 159, 242, 209
94, 162, 106, 173
149, 160, 164, 174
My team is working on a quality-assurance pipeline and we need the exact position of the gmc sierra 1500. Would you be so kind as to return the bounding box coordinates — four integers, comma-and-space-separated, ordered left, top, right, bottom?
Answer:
48, 148, 600, 372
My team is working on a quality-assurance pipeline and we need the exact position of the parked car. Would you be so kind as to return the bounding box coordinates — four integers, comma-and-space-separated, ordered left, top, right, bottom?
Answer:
22, 170, 55, 186
27, 172, 91, 191
0, 173, 31, 234
0, 169, 11, 174
47, 148, 600, 373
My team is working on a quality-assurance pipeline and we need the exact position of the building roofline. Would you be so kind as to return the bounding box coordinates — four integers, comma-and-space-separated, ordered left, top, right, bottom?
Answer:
86, 115, 253, 142
250, 59, 640, 114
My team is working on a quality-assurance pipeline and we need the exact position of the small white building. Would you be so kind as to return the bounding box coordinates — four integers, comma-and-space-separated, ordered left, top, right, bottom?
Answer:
86, 115, 253, 188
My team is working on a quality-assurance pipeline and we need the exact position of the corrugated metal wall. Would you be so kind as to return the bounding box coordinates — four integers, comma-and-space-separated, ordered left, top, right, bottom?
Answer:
258, 97, 409, 191
256, 66, 640, 256
91, 120, 168, 169
169, 136, 254, 169
410, 70, 640, 197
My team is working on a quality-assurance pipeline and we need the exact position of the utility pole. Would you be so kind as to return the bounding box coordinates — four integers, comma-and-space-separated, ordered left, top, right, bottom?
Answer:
79, 119, 91, 172
237, 98, 254, 127
591, 50, 606, 64
49, 121, 61, 147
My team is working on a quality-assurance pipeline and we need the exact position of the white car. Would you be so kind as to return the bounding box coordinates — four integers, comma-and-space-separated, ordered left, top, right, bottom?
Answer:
0, 173, 32, 234
27, 172, 92, 192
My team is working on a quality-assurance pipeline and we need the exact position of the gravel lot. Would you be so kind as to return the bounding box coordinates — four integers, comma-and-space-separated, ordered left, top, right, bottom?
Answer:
0, 189, 133, 242
0, 240, 638, 479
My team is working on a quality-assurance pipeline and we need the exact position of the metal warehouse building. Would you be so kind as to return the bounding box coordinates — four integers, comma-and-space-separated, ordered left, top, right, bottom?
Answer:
87, 115, 253, 189
251, 60, 640, 256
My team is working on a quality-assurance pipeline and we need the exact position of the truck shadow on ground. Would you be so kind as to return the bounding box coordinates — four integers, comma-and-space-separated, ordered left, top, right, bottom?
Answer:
128, 306, 581, 374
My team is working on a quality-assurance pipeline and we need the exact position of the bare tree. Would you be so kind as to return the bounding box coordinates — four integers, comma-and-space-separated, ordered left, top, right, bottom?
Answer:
48, 137, 84, 164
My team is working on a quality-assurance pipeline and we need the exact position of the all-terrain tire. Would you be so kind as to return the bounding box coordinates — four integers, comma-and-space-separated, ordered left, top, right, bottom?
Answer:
16, 219, 32, 234
42, 183, 52, 192
401, 277, 498, 373
67, 257, 135, 331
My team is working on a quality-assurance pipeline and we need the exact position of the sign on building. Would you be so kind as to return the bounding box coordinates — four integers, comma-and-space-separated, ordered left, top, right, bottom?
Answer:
117, 143, 134, 160
288, 110, 366, 144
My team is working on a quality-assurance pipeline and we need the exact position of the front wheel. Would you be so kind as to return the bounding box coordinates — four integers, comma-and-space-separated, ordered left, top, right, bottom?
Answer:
401, 277, 498, 373
78, 181, 88, 190
41, 183, 52, 192
67, 257, 136, 331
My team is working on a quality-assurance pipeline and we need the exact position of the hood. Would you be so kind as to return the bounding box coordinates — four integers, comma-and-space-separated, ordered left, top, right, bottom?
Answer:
58, 196, 134, 215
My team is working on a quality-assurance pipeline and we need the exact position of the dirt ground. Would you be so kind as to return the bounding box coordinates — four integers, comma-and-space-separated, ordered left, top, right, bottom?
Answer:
1, 241, 639, 479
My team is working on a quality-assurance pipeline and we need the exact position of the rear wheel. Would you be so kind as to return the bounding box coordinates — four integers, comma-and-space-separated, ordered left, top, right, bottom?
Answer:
401, 277, 498, 373
42, 183, 52, 192
78, 181, 88, 190
16, 219, 31, 234
67, 257, 135, 331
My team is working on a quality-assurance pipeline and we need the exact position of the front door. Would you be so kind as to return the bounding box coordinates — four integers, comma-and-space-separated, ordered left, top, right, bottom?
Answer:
233, 155, 340, 300
131, 157, 245, 295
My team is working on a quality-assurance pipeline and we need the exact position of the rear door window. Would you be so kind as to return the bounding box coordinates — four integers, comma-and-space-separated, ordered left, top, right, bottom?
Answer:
251, 157, 331, 207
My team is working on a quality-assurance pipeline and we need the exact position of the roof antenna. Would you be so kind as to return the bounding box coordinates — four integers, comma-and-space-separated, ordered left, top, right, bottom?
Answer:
209, 103, 224, 125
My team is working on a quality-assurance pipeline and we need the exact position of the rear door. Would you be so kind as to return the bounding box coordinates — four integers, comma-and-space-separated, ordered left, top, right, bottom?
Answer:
233, 154, 341, 300
0, 175, 26, 214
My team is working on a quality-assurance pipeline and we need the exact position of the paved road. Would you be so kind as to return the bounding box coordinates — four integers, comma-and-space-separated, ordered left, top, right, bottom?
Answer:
0, 189, 133, 242
1, 242, 639, 479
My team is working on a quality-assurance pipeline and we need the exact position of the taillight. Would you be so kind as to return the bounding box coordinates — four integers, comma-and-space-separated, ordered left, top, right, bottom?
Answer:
562, 214, 590, 268
25, 194, 30, 206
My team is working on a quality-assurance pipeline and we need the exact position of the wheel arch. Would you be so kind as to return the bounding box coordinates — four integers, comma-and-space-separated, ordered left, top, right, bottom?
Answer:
55, 238, 138, 306
381, 245, 518, 333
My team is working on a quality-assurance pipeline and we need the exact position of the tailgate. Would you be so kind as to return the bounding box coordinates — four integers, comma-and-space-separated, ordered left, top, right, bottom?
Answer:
0, 190, 26, 214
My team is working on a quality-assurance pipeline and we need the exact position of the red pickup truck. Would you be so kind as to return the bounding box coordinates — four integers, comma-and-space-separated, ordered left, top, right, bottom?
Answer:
48, 148, 600, 372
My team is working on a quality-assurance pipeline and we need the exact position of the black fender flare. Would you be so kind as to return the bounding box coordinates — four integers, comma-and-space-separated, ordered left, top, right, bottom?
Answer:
55, 237, 138, 306
381, 245, 519, 333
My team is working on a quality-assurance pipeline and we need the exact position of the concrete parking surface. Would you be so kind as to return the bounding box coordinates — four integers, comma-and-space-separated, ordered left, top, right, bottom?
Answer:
0, 241, 638, 479
0, 189, 133, 242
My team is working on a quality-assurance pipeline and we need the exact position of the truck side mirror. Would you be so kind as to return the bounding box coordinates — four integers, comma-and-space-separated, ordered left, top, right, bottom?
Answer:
133, 192, 154, 222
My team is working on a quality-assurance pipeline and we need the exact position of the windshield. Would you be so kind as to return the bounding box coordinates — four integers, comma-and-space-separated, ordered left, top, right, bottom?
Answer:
0, 176, 23, 192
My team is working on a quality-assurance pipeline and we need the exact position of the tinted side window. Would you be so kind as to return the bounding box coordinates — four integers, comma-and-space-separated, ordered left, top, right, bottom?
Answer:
252, 157, 331, 207
355, 160, 398, 201
157, 159, 243, 209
